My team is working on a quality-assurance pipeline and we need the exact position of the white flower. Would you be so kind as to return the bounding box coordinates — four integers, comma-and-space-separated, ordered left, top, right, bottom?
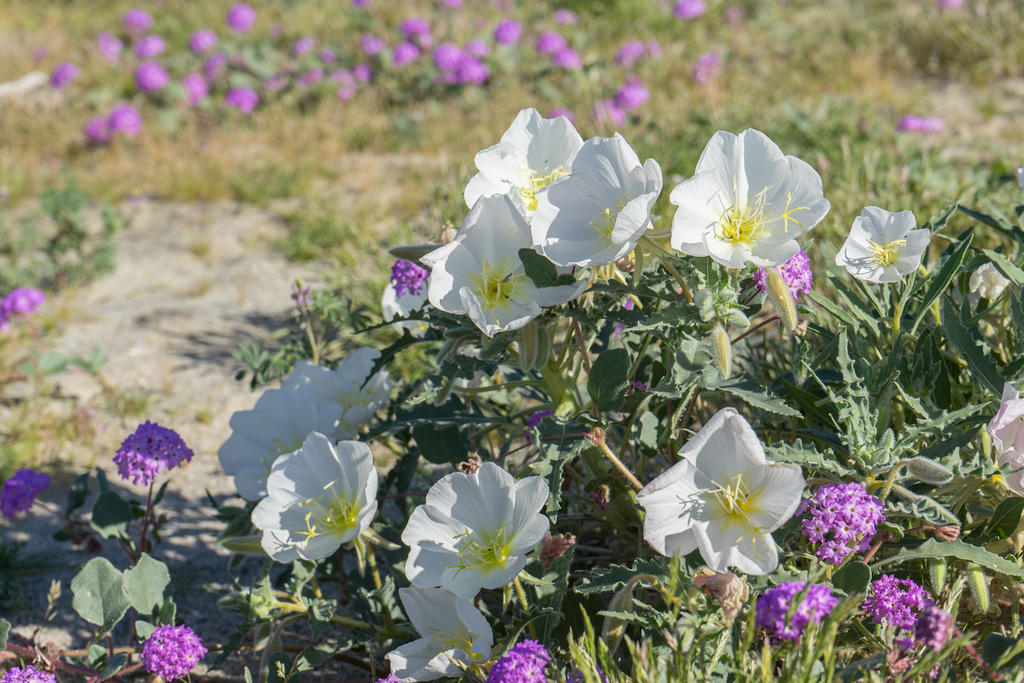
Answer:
670, 129, 830, 268
385, 587, 493, 682
970, 262, 1011, 301
1017, 163, 1023, 189
464, 107, 583, 216
987, 384, 1024, 495
283, 347, 391, 439
422, 194, 585, 337
251, 433, 378, 562
637, 407, 804, 575
532, 133, 663, 267
402, 461, 550, 598
218, 386, 340, 501
835, 206, 929, 284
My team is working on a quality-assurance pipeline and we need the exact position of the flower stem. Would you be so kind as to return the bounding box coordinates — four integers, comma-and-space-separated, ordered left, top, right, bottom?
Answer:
640, 236, 693, 303
513, 577, 538, 640
588, 429, 643, 491
136, 481, 155, 563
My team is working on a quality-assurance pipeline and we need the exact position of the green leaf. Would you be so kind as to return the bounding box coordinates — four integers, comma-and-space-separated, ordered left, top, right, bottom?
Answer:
989, 498, 1024, 539
981, 249, 1024, 286
135, 620, 156, 639
711, 379, 800, 417
910, 230, 973, 333
518, 248, 573, 288
96, 653, 128, 679
0, 618, 9, 650
588, 348, 629, 412
412, 423, 467, 464
66, 472, 90, 515
941, 296, 1004, 396
36, 351, 69, 375
123, 553, 172, 616
832, 561, 871, 596
872, 539, 1024, 578
71, 557, 130, 631
574, 558, 671, 595
90, 491, 133, 539
536, 548, 575, 643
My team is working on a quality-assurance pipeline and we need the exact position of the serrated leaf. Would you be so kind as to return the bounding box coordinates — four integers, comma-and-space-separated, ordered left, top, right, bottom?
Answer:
123, 553, 171, 616
941, 296, 1004, 396
711, 379, 800, 417
536, 548, 574, 643
981, 249, 1024, 286
989, 497, 1024, 539
910, 230, 973, 333
0, 618, 9, 650
71, 557, 130, 630
574, 558, 671, 595
588, 348, 629, 412
872, 539, 1024, 578
765, 441, 853, 477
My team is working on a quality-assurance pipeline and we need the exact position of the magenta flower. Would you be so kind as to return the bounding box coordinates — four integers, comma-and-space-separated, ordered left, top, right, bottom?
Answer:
455, 57, 488, 84
96, 32, 123, 65
400, 18, 430, 40
0, 665, 56, 683
0, 469, 51, 519
108, 104, 142, 137
536, 31, 567, 55
320, 49, 336, 63
226, 87, 259, 114
352, 0, 370, 6
293, 37, 315, 56
141, 625, 207, 680
189, 30, 218, 55
50, 62, 79, 89
487, 640, 550, 683
391, 260, 429, 296
182, 73, 208, 106
756, 582, 839, 642
465, 39, 490, 58
936, 0, 963, 8
227, 3, 256, 33
753, 249, 813, 300
2, 287, 45, 316
114, 421, 194, 486
134, 34, 165, 58
915, 605, 953, 651
592, 99, 625, 127
353, 63, 372, 82
434, 43, 463, 72
615, 41, 646, 68
862, 575, 929, 634
898, 115, 945, 133
122, 8, 153, 34
493, 19, 522, 45
135, 61, 168, 92
333, 70, 357, 101
204, 53, 228, 81
615, 78, 649, 112
674, 0, 706, 19
692, 51, 722, 84
798, 481, 883, 564
551, 47, 582, 70
297, 67, 323, 85
392, 41, 421, 67
361, 35, 386, 55
85, 116, 112, 144
554, 9, 579, 25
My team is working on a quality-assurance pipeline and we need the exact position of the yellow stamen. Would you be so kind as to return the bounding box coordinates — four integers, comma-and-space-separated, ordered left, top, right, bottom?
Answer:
448, 524, 515, 577
518, 166, 569, 212
866, 239, 906, 267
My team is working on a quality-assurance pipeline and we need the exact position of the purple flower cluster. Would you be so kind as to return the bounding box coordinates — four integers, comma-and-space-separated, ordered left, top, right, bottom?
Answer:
375, 676, 401, 683
182, 73, 208, 106
135, 61, 169, 92
227, 3, 256, 33
493, 19, 522, 46
1, 468, 51, 519
86, 104, 142, 144
755, 582, 839, 642
226, 86, 259, 114
122, 9, 154, 35
898, 115, 945, 133
862, 575, 929, 632
615, 78, 649, 113
486, 640, 550, 683
915, 604, 953, 651
674, 0, 707, 19
189, 30, 218, 55
593, 99, 626, 128
113, 421, 194, 486
134, 34, 165, 59
50, 62, 79, 89
433, 43, 489, 85
692, 51, 722, 84
798, 482, 883, 564
615, 41, 649, 68
141, 625, 207, 680
527, 409, 553, 431
1, 287, 46, 329
0, 666, 56, 683
754, 249, 814, 301
390, 259, 429, 297
96, 32, 123, 64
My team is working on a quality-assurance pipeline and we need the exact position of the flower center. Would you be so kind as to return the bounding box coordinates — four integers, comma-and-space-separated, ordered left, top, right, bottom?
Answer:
866, 239, 906, 267
475, 261, 526, 322
430, 622, 482, 659
715, 184, 811, 247
707, 475, 758, 527
451, 524, 515, 575
518, 166, 569, 212
300, 486, 360, 539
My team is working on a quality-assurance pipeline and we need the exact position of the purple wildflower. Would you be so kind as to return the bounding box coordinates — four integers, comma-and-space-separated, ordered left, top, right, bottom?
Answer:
567, 670, 609, 683
375, 676, 400, 683
182, 73, 208, 106
392, 41, 421, 67
390, 259, 428, 296
536, 31, 567, 55
548, 107, 574, 124
189, 30, 218, 55
226, 87, 259, 114
434, 43, 464, 72
0, 469, 51, 519
593, 99, 625, 127
353, 0, 370, 7
50, 62, 79, 89
915, 605, 953, 651
647, 39, 663, 59
755, 582, 839, 642
85, 116, 112, 144
122, 9, 154, 35
936, 0, 963, 8
753, 249, 814, 301
486, 640, 550, 683
442, 0, 462, 7
114, 421, 194, 486
227, 3, 256, 33
265, 74, 288, 92
400, 18, 431, 40
204, 53, 228, 81
2, 287, 45, 316
527, 410, 553, 429
134, 34, 165, 59
898, 115, 945, 133
615, 41, 646, 68
0, 665, 57, 683
493, 19, 522, 45
674, 0, 707, 19
862, 575, 929, 632
135, 61, 169, 92
108, 104, 142, 137
454, 56, 488, 85
551, 47, 582, 70
465, 39, 490, 58
554, 9, 579, 25
361, 35, 386, 55
298, 67, 323, 85
353, 63, 372, 82
615, 78, 649, 112
692, 51, 722, 84
141, 625, 207, 680
96, 32, 123, 65
320, 49, 336, 63
798, 481, 882, 564
293, 37, 315, 56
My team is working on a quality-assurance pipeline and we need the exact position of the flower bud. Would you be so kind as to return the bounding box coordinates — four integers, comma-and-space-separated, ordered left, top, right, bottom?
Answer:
764, 267, 798, 331
518, 319, 552, 372
904, 456, 954, 485
710, 323, 732, 379
694, 569, 748, 624
540, 532, 576, 568
967, 564, 991, 614
929, 559, 947, 594
932, 525, 960, 542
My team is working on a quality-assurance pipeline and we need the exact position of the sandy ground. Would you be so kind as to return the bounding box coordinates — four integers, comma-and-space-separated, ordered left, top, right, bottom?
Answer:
1, 201, 370, 681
